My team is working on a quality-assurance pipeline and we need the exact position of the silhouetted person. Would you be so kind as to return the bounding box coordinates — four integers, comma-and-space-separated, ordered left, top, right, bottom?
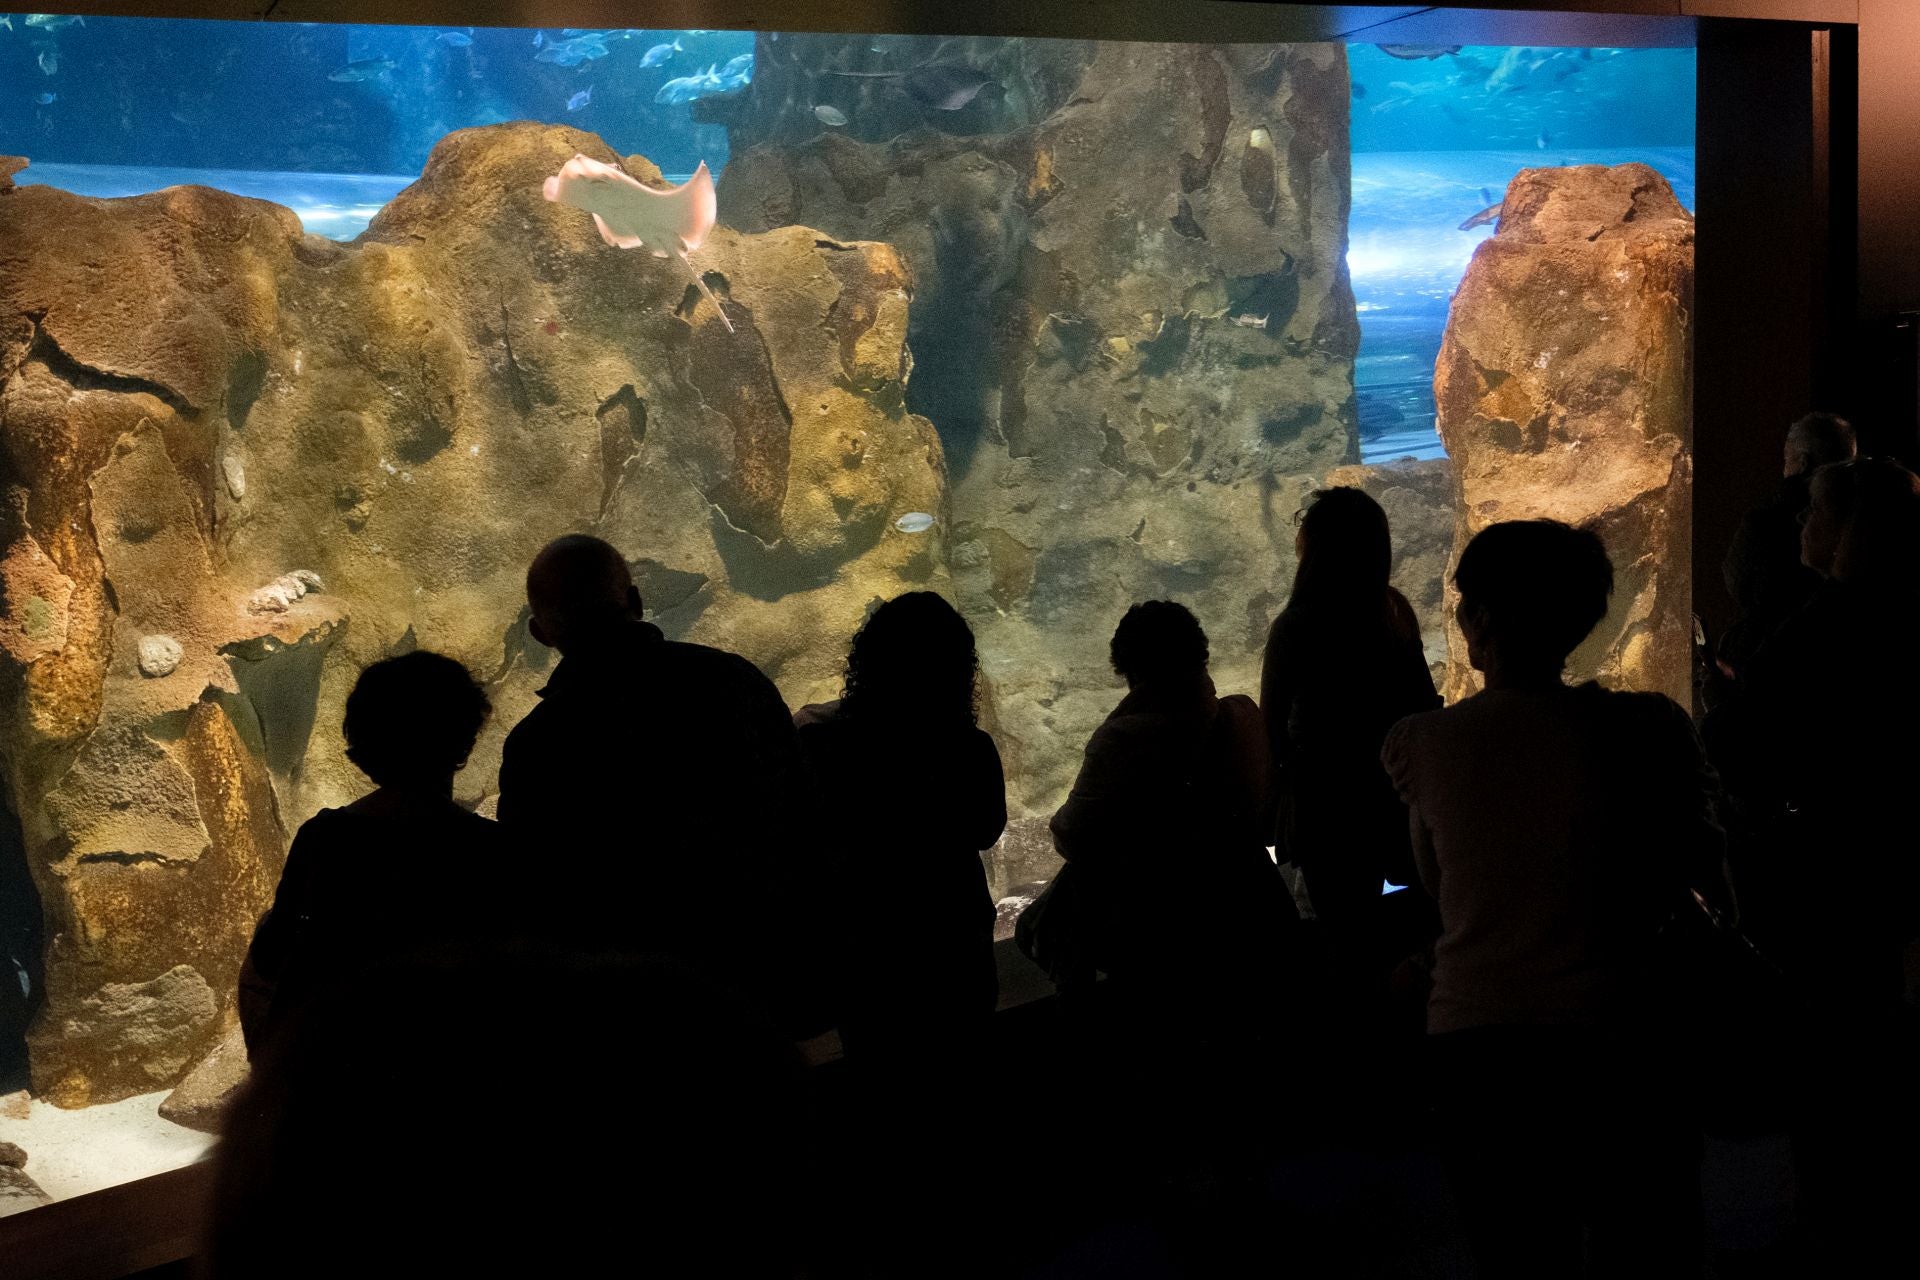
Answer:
1718, 411, 1856, 680
794, 593, 1006, 1062
1261, 486, 1439, 995
1049, 602, 1294, 1239
209, 948, 818, 1278
496, 534, 827, 1037
1706, 459, 1920, 1270
238, 651, 504, 1058
794, 593, 1005, 1272
1053, 601, 1291, 1006
1383, 521, 1723, 1280
1710, 457, 1920, 986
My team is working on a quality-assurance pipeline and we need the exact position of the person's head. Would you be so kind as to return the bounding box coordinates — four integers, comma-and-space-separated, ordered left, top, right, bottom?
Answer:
1453, 520, 1614, 682
342, 651, 490, 791
526, 534, 642, 653
1783, 411, 1857, 479
1110, 600, 1210, 691
1801, 458, 1920, 583
1289, 485, 1393, 605
842, 592, 980, 726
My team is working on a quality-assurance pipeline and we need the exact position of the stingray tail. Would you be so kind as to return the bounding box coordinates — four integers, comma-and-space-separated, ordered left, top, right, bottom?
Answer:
678, 251, 734, 333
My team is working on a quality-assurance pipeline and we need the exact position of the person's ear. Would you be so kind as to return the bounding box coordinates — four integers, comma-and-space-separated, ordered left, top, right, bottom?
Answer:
528, 615, 553, 649
627, 584, 644, 617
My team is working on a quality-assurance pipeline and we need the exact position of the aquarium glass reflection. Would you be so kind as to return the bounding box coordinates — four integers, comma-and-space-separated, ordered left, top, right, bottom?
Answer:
0, 11, 1696, 1214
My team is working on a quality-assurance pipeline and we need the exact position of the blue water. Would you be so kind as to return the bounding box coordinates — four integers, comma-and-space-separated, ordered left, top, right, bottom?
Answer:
0, 17, 750, 177
6, 21, 1695, 465
1350, 145, 1696, 463
1350, 45, 1696, 154
13, 162, 410, 237
1348, 45, 1695, 463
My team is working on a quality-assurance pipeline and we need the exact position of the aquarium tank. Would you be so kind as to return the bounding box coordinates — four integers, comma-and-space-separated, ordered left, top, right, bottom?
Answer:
0, 12, 1695, 1206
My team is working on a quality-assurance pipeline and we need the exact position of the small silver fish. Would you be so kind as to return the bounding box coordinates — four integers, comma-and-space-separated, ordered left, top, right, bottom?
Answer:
1232, 312, 1268, 328
25, 14, 84, 31
567, 86, 592, 111
0, 17, 12, 32
1537, 130, 1551, 149
37, 50, 56, 76
1377, 44, 1460, 61
640, 39, 680, 68
1459, 202, 1503, 231
894, 512, 935, 534
437, 32, 472, 48
329, 58, 396, 83
813, 104, 847, 127
34, 92, 55, 106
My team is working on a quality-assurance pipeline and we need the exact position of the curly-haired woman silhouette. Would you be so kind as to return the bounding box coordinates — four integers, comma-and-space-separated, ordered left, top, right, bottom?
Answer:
794, 592, 1008, 1061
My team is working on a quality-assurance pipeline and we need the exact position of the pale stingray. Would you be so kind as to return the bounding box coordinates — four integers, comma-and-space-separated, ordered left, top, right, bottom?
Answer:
542, 154, 733, 332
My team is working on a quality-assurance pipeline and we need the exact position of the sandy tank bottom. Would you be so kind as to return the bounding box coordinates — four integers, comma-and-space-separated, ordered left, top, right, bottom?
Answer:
0, 1091, 214, 1205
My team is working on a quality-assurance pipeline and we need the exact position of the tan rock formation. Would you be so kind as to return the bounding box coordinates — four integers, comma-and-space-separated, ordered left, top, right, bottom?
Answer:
0, 1148, 50, 1218
1434, 163, 1694, 703
0, 124, 943, 1103
719, 40, 1360, 862
158, 1021, 248, 1133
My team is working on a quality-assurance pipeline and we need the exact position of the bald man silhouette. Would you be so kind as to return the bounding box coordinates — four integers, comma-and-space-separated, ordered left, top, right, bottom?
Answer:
499, 535, 828, 1036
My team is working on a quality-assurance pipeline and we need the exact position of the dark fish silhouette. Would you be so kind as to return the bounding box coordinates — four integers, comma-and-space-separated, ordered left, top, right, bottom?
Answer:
329, 57, 396, 83
1377, 45, 1462, 61
1352, 81, 1368, 99
1459, 202, 1503, 231
828, 64, 1001, 111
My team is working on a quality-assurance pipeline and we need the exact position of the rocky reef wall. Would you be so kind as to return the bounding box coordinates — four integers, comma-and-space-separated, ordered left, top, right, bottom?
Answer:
1435, 162, 1694, 703
716, 38, 1362, 871
0, 123, 945, 1105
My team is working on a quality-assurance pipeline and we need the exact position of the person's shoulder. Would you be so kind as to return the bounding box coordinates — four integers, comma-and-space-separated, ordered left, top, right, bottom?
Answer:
451, 803, 502, 831
1573, 683, 1697, 744
1217, 691, 1259, 716
1086, 705, 1151, 751
501, 685, 562, 740
1266, 605, 1303, 641
793, 698, 845, 732
1383, 699, 1446, 748
456, 808, 513, 853
291, 806, 355, 839
661, 638, 777, 689
1577, 682, 1687, 720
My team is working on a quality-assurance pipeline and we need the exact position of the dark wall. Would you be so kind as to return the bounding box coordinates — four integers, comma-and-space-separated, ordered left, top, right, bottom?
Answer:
1693, 20, 1832, 641
1855, 0, 1920, 462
